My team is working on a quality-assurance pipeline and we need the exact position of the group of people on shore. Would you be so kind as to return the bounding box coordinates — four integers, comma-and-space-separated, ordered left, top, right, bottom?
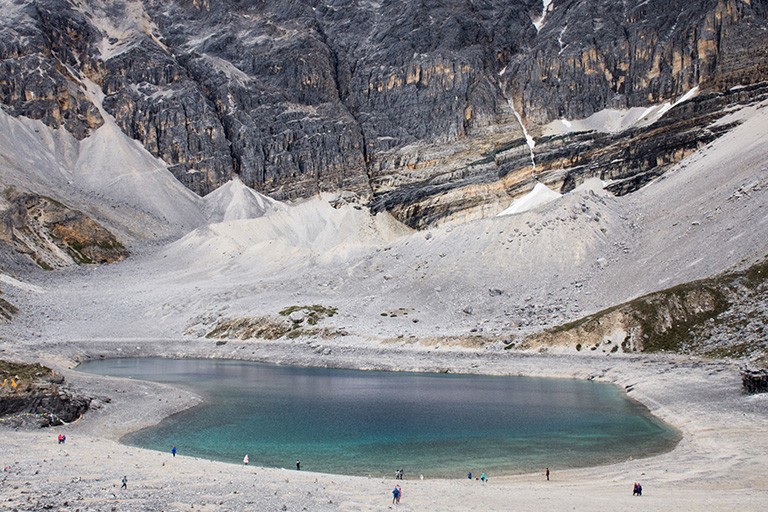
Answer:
467, 471, 488, 482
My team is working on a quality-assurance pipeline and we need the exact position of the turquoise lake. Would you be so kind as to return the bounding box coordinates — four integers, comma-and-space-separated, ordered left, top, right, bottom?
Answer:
77, 358, 680, 477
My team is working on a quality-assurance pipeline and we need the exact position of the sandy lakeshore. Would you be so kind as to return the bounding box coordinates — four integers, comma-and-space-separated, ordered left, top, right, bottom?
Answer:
1, 338, 767, 511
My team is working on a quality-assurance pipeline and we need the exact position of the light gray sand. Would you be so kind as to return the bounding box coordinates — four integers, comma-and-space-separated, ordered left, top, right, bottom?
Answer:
2, 339, 767, 511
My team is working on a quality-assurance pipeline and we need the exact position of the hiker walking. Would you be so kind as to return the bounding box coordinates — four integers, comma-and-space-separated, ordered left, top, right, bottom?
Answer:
121, 476, 128, 489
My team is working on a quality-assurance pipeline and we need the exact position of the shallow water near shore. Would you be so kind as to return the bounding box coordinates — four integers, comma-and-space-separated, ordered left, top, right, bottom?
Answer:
78, 358, 680, 477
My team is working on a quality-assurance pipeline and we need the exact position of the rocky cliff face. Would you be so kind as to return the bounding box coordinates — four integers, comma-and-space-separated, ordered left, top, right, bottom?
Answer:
0, 0, 104, 139
1, 0, 767, 227
0, 190, 129, 269
505, 0, 768, 124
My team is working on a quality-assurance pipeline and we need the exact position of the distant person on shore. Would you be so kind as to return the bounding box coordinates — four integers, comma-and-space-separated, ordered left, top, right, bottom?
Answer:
633, 482, 643, 496
171, 446, 177, 457
468, 472, 472, 480
480, 472, 487, 483
392, 485, 401, 504
121, 476, 128, 489
243, 454, 249, 465
296, 459, 301, 470
546, 467, 550, 481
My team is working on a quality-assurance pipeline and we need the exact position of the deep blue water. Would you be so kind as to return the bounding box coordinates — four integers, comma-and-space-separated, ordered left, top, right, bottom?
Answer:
77, 358, 679, 477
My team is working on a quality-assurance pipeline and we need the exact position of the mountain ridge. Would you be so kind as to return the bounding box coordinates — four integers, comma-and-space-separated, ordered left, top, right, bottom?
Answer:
2, 0, 767, 228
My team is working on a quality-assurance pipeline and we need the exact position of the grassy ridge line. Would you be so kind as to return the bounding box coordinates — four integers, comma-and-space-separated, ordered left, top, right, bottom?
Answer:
519, 256, 768, 362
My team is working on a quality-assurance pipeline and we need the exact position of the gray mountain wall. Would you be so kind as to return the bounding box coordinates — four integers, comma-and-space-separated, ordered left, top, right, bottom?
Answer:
1, 0, 767, 227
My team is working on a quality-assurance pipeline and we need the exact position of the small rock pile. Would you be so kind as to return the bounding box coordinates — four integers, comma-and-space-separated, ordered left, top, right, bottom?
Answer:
741, 367, 768, 394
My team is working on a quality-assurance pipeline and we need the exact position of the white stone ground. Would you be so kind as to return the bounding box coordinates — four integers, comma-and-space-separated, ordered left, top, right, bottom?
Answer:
1, 340, 767, 511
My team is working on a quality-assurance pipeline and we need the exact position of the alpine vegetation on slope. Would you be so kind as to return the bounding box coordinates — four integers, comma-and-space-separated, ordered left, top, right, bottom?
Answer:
522, 256, 768, 364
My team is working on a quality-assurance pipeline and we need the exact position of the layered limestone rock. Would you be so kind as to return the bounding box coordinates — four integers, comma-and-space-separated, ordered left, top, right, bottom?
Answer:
0, 191, 129, 269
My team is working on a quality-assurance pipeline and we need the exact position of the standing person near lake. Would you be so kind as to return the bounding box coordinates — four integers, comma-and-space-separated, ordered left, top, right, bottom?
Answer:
296, 459, 301, 470
171, 446, 176, 457
243, 454, 249, 465
546, 467, 550, 480
391, 485, 401, 504
480, 472, 487, 483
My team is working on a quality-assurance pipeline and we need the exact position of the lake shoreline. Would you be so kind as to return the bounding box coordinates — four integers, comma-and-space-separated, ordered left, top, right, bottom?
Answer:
77, 357, 682, 478
2, 337, 767, 510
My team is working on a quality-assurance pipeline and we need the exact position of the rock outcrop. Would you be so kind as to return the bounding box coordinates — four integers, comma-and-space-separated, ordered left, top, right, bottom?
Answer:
505, 0, 768, 124
522, 256, 768, 361
0, 361, 91, 428
0, 190, 129, 269
0, 0, 104, 139
741, 367, 768, 394
0, 292, 17, 323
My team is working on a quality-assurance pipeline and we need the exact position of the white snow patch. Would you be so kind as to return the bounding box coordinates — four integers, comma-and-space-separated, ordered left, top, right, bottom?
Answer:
544, 87, 700, 136
497, 182, 561, 217
505, 93, 536, 170
533, 0, 554, 31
